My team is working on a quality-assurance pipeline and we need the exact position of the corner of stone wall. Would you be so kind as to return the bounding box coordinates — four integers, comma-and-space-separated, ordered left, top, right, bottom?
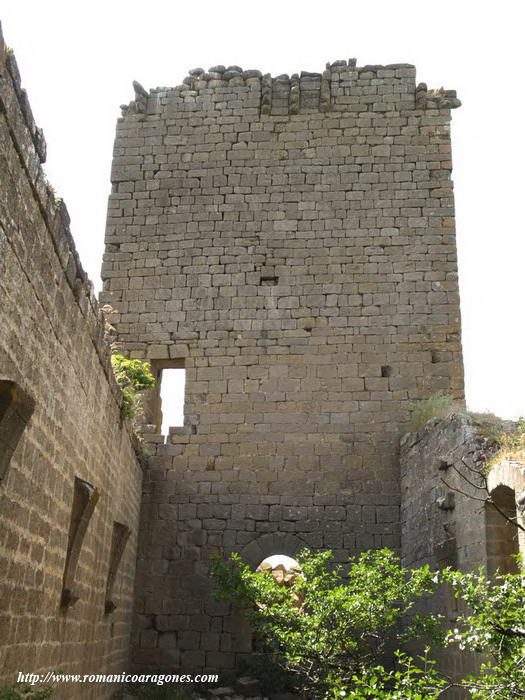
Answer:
400, 413, 525, 686
400, 411, 524, 571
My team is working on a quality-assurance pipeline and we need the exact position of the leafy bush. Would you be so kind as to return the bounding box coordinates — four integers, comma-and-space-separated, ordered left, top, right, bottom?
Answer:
222, 651, 296, 696
211, 548, 525, 699
440, 565, 525, 698
111, 355, 156, 420
212, 549, 441, 697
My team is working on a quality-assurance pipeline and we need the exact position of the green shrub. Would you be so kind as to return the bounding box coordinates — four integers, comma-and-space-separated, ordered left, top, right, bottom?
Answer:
212, 548, 442, 697
235, 653, 296, 695
111, 355, 156, 420
440, 563, 525, 698
211, 548, 525, 698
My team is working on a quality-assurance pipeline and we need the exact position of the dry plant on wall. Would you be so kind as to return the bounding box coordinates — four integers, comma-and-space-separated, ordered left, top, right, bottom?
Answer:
100, 303, 121, 353
473, 415, 525, 470
441, 414, 525, 534
409, 396, 525, 534
408, 391, 458, 431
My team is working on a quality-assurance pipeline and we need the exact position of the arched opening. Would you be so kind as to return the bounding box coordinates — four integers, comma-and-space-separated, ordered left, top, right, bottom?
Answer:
485, 484, 520, 575
257, 554, 301, 572
257, 554, 303, 609
231, 552, 304, 654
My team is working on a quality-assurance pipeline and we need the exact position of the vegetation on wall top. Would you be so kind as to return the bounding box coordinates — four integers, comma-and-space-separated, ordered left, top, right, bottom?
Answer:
111, 355, 155, 420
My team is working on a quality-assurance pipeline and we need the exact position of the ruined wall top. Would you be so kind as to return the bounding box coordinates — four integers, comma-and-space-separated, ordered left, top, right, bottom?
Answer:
122, 59, 460, 118
0, 22, 132, 415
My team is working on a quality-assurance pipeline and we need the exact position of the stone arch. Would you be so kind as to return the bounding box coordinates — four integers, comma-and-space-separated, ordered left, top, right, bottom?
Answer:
486, 459, 525, 496
485, 484, 520, 575
238, 533, 308, 569
231, 534, 308, 653
485, 459, 525, 572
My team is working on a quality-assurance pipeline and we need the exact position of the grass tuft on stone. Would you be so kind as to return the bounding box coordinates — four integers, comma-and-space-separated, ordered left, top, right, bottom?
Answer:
409, 391, 456, 431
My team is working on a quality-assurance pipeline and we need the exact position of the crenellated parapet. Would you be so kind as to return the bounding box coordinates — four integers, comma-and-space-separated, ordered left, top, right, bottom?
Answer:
121, 59, 460, 118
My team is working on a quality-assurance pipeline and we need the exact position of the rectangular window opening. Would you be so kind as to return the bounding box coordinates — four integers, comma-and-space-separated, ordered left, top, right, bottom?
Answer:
159, 367, 186, 436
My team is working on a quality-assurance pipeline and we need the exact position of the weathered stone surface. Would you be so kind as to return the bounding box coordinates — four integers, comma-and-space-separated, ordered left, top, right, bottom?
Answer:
242, 69, 262, 79
0, 24, 143, 700
0, 20, 478, 690
235, 676, 261, 694
209, 688, 235, 697
400, 412, 525, 685
102, 55, 465, 675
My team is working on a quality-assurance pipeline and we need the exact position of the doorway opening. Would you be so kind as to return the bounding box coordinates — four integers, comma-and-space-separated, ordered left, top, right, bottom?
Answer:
485, 485, 520, 575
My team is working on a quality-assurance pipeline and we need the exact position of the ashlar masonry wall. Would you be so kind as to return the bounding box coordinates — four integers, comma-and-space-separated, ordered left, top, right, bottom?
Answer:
101, 59, 465, 672
0, 27, 143, 699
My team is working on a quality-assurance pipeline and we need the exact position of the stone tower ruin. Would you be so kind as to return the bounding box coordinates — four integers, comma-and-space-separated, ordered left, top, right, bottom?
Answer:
3, 19, 525, 695
100, 60, 464, 671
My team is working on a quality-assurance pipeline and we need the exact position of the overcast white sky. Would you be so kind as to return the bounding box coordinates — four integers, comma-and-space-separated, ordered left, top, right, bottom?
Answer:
2, 0, 524, 421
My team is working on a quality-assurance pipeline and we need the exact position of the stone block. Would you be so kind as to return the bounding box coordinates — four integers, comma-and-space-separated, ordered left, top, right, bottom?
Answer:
181, 650, 206, 667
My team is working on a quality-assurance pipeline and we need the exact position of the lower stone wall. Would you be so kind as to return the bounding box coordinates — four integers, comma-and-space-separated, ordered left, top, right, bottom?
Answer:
132, 428, 400, 673
400, 412, 525, 690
